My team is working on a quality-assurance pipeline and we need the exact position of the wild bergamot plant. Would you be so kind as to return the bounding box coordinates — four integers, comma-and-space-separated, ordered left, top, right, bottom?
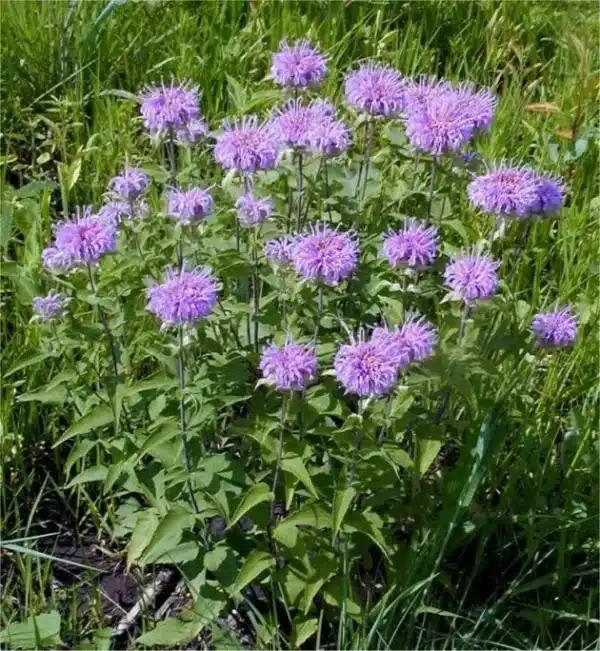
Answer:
30, 36, 579, 646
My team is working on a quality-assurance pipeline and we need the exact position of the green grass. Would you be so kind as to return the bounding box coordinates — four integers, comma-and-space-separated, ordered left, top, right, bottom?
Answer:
1, 1, 598, 649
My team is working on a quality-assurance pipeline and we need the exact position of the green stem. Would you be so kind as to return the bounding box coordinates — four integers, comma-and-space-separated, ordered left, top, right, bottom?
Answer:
354, 120, 368, 198
427, 156, 437, 221
270, 394, 288, 524
266, 394, 288, 640
50, 322, 82, 416
286, 172, 294, 234
339, 400, 366, 649
312, 285, 324, 347
296, 151, 304, 232
360, 120, 374, 203
433, 303, 471, 426
128, 199, 144, 259
252, 227, 260, 354
177, 327, 210, 551
178, 227, 184, 270
177, 328, 203, 495
87, 264, 120, 385
167, 131, 178, 181
280, 273, 288, 331
323, 158, 333, 225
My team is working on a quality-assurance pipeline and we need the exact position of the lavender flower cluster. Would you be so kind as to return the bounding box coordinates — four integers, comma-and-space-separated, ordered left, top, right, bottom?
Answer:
36, 37, 578, 410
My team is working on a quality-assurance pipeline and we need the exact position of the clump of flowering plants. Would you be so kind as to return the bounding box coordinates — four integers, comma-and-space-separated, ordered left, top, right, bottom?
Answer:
17, 41, 585, 649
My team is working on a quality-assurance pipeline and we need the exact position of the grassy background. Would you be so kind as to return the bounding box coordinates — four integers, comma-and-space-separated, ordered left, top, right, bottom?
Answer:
1, 0, 598, 648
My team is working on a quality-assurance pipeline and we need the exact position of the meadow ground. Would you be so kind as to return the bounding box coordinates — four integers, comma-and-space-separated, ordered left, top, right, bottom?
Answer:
1, 1, 599, 649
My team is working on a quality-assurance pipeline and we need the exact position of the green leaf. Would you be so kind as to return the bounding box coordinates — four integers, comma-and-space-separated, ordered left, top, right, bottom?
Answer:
291, 617, 319, 648
135, 423, 179, 460
276, 504, 332, 530
228, 482, 273, 528
416, 438, 442, 476
141, 507, 194, 565
212, 627, 243, 651
17, 386, 68, 403
332, 487, 356, 540
150, 541, 202, 565
344, 511, 390, 559
203, 546, 237, 587
193, 584, 228, 633
53, 404, 114, 447
66, 465, 108, 488
93, 627, 113, 651
5, 351, 54, 376
136, 616, 203, 647
323, 578, 361, 616
231, 549, 274, 594
443, 218, 470, 244
0, 610, 62, 648
65, 439, 96, 474
281, 456, 318, 497
124, 375, 176, 397
204, 545, 229, 573
127, 509, 159, 569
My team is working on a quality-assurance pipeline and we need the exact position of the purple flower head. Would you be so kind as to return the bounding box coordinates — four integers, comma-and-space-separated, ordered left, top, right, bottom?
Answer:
140, 81, 202, 141
531, 174, 564, 217
271, 39, 327, 89
175, 118, 208, 146
403, 77, 450, 113
264, 235, 295, 269
98, 200, 149, 226
308, 116, 351, 157
398, 314, 438, 362
310, 98, 336, 118
167, 187, 214, 224
371, 315, 437, 369
214, 116, 279, 172
455, 83, 497, 132
370, 327, 411, 370
405, 89, 475, 155
334, 332, 398, 396
32, 290, 69, 321
468, 164, 540, 219
273, 99, 333, 150
259, 340, 317, 391
236, 192, 273, 228
344, 63, 406, 117
381, 218, 439, 269
42, 207, 117, 273
146, 264, 218, 327
109, 167, 149, 201
292, 224, 359, 286
444, 251, 501, 303
531, 306, 577, 348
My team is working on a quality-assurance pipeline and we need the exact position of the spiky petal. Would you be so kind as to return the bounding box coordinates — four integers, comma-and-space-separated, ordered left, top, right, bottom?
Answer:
167, 187, 214, 224
264, 236, 295, 269
236, 193, 273, 228
42, 207, 117, 273
259, 341, 318, 391
32, 291, 70, 321
344, 63, 406, 117
292, 224, 359, 286
214, 116, 279, 172
334, 333, 398, 396
140, 81, 206, 143
531, 306, 577, 348
444, 252, 500, 303
146, 264, 219, 326
109, 167, 149, 201
381, 219, 439, 269
271, 39, 327, 89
